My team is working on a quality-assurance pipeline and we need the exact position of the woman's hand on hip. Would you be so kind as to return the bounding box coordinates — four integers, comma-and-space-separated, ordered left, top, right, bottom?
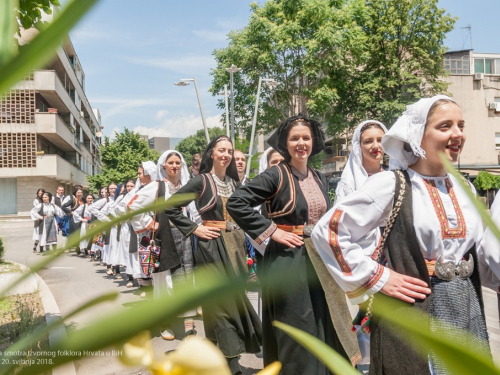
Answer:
380, 270, 431, 304
271, 228, 304, 248
194, 225, 220, 240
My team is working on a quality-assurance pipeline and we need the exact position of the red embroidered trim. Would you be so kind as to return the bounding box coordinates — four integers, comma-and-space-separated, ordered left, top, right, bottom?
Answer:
423, 179, 466, 239
328, 209, 352, 275
126, 194, 139, 212
346, 265, 384, 299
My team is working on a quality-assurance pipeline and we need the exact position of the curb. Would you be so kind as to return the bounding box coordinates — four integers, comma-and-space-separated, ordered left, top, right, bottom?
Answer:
7, 261, 77, 375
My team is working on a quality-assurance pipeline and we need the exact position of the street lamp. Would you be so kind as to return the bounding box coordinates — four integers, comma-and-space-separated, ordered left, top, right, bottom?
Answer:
224, 64, 242, 145
245, 77, 279, 177
174, 78, 210, 143
217, 85, 230, 137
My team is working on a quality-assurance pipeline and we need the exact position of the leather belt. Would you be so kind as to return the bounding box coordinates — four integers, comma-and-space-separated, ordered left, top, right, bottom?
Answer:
203, 220, 239, 231
277, 224, 315, 237
425, 255, 474, 281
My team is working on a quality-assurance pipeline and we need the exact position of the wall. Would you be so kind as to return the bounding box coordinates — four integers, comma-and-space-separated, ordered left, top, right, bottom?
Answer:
446, 75, 500, 170
17, 176, 69, 214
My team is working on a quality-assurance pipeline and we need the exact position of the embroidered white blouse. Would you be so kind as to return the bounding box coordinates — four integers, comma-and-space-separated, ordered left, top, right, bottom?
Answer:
312, 168, 487, 305
115, 181, 158, 234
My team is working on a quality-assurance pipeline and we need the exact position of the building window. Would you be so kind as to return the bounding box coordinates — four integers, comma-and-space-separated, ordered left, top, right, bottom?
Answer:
496, 133, 500, 149
0, 89, 36, 123
443, 53, 470, 75
474, 58, 500, 75
0, 133, 37, 168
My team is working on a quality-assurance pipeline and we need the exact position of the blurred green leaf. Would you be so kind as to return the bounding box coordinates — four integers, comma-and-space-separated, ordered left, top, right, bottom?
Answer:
0, 0, 18, 66
0, 193, 196, 298
0, 0, 98, 96
273, 321, 360, 375
440, 153, 500, 244
372, 294, 500, 375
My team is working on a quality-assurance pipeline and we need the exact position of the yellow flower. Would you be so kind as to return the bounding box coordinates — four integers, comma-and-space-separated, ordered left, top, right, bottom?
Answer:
120, 331, 282, 375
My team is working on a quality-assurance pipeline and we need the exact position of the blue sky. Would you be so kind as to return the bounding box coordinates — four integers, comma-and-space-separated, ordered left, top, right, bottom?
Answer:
67, 0, 500, 139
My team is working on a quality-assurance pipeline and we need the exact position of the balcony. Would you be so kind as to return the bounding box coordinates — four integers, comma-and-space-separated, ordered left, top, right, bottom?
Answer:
0, 154, 89, 187
35, 112, 76, 151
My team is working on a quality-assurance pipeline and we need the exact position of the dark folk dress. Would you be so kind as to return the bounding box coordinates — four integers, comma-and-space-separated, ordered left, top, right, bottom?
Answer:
227, 163, 359, 375
165, 173, 262, 357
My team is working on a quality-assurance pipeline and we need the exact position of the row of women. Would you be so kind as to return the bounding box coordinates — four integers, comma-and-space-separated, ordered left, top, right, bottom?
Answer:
163, 95, 500, 375
31, 94, 500, 375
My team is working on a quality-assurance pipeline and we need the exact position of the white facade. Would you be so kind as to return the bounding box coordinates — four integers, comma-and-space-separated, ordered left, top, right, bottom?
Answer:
0, 31, 102, 214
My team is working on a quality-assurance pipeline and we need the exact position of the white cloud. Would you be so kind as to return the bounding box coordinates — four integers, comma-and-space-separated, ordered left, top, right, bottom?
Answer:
125, 55, 216, 74
155, 110, 169, 120
91, 98, 168, 120
192, 29, 228, 42
132, 114, 223, 139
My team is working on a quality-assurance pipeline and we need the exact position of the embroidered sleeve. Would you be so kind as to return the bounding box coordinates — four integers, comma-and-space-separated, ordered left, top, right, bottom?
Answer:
311, 172, 395, 304
256, 222, 277, 245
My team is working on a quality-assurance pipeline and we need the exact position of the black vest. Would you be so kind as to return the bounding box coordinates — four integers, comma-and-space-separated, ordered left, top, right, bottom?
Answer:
370, 170, 484, 375
54, 195, 63, 208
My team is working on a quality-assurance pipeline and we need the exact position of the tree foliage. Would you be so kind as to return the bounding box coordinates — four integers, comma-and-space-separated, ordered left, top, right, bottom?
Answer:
473, 171, 500, 192
17, 0, 61, 33
210, 0, 455, 137
87, 128, 160, 193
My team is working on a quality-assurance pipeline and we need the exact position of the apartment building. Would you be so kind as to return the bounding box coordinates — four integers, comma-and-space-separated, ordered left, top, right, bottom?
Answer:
147, 136, 184, 154
443, 50, 500, 176
0, 31, 103, 215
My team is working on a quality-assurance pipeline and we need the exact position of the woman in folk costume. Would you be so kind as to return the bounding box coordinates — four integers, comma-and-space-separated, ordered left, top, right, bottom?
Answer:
334, 120, 388, 205
312, 95, 493, 375
61, 186, 84, 252
116, 161, 159, 293
227, 116, 359, 375
113, 179, 139, 287
90, 183, 117, 272
106, 183, 129, 276
165, 136, 262, 375
89, 184, 114, 262
73, 193, 94, 257
149, 150, 198, 340
31, 192, 65, 253
32, 188, 46, 252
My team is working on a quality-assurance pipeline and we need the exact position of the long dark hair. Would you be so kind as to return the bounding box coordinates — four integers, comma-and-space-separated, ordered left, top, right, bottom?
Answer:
199, 136, 239, 182
35, 188, 45, 203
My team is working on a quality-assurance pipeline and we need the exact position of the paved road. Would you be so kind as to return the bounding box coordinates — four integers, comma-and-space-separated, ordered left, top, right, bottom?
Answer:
0, 219, 262, 374
1, 219, 499, 373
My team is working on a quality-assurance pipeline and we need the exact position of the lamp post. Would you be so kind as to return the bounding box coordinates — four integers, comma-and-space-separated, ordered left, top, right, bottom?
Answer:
224, 64, 242, 145
174, 78, 210, 143
217, 84, 230, 137
245, 78, 279, 177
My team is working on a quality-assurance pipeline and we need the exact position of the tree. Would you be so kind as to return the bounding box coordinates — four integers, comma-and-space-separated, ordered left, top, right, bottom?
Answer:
211, 0, 367, 136
474, 171, 500, 192
17, 0, 61, 35
87, 128, 160, 193
210, 0, 455, 137
338, 0, 456, 133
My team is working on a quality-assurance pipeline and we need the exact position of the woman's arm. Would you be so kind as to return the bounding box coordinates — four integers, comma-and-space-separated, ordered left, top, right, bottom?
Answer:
227, 168, 281, 245
31, 204, 43, 221
312, 172, 430, 305
165, 175, 220, 239
478, 194, 500, 292
126, 182, 158, 234
73, 204, 85, 223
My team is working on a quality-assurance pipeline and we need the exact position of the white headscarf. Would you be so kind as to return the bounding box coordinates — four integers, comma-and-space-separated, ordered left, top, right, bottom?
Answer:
335, 120, 388, 204
133, 161, 158, 192
157, 150, 190, 189
259, 148, 273, 175
382, 95, 455, 170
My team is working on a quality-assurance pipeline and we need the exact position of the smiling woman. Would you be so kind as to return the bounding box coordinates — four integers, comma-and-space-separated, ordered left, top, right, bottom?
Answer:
227, 116, 360, 375
312, 95, 495, 375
